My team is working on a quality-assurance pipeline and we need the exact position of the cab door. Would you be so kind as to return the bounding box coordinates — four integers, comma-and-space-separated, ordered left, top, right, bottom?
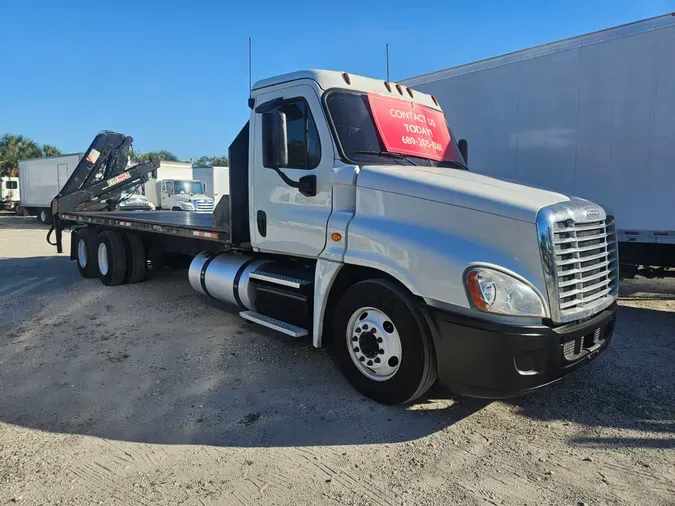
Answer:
251, 83, 334, 258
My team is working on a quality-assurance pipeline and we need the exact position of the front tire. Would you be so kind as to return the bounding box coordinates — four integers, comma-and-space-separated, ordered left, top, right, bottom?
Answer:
97, 230, 127, 286
329, 279, 437, 405
76, 229, 100, 278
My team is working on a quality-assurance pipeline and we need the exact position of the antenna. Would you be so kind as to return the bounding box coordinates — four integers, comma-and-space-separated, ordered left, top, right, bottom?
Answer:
385, 43, 390, 82
248, 37, 254, 109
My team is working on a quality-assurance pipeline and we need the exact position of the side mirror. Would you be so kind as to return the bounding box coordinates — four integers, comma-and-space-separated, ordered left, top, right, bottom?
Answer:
458, 139, 469, 164
262, 111, 289, 169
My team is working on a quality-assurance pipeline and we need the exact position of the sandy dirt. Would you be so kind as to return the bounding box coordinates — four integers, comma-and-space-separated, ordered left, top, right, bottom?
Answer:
0, 213, 673, 505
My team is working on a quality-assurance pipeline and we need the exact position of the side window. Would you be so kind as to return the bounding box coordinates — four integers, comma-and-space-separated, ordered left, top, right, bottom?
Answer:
166, 181, 174, 194
6, 181, 17, 189
275, 98, 321, 169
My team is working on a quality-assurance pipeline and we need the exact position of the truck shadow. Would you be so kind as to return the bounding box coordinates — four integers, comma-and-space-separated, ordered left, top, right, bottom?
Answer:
506, 303, 675, 450
0, 258, 486, 448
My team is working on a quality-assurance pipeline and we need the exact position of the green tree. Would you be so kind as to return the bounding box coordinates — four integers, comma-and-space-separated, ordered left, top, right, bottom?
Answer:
192, 155, 229, 168
211, 156, 229, 167
128, 149, 180, 163
0, 134, 42, 176
42, 144, 62, 157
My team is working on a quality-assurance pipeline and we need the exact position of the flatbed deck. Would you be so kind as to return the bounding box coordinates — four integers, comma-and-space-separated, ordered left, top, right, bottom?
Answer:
60, 210, 230, 243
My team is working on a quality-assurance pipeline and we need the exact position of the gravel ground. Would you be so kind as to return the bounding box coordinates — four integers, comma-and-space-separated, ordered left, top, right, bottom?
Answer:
0, 213, 673, 505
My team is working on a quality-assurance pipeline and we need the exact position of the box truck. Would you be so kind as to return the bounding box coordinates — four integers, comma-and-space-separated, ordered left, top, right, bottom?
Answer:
49, 70, 618, 404
143, 161, 214, 212
192, 166, 230, 201
18, 153, 84, 223
401, 13, 675, 277
1, 176, 20, 211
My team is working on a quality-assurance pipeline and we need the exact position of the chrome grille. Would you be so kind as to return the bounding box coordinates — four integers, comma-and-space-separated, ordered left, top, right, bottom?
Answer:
537, 200, 619, 323
195, 200, 214, 213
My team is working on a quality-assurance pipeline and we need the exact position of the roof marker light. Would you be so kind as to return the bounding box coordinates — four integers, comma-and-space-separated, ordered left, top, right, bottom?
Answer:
432, 95, 439, 106
384, 81, 392, 92
406, 87, 414, 98
342, 72, 351, 85
395, 84, 403, 95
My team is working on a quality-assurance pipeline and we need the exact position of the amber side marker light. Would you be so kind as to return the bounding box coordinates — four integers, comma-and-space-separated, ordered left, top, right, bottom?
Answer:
466, 271, 489, 310
331, 232, 342, 242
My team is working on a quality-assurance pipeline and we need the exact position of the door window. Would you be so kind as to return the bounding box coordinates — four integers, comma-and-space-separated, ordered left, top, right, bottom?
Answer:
166, 181, 174, 194
5, 181, 18, 189
272, 98, 321, 169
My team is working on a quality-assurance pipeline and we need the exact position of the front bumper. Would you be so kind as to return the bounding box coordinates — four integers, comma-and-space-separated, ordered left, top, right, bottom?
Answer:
423, 303, 617, 399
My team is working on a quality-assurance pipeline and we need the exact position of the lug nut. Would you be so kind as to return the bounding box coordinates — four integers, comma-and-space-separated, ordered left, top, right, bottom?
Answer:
353, 347, 359, 353
378, 349, 384, 355
352, 336, 358, 341
374, 358, 381, 363
367, 360, 373, 366
377, 337, 383, 343
359, 356, 365, 362
356, 328, 361, 334
362, 324, 368, 330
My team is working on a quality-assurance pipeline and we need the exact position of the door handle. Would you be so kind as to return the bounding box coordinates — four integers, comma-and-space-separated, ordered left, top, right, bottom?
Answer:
257, 210, 267, 237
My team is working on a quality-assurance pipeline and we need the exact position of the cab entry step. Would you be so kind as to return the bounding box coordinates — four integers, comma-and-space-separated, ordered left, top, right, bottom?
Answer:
249, 270, 312, 289
239, 311, 308, 338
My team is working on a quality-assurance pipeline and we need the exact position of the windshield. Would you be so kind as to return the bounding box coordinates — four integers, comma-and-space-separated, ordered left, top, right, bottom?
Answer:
325, 91, 466, 169
174, 181, 204, 195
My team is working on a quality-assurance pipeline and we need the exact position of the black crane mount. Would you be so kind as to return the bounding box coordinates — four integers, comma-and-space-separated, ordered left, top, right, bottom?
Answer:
48, 131, 160, 253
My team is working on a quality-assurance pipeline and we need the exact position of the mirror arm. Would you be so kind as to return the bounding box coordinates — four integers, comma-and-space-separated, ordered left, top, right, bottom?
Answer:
270, 168, 316, 197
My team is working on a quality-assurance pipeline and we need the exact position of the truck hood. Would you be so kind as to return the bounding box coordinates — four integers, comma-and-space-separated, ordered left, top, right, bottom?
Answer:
357, 165, 570, 223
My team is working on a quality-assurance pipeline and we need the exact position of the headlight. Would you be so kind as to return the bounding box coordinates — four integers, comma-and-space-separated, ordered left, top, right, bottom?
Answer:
465, 267, 546, 317
119, 200, 129, 207
182, 203, 195, 210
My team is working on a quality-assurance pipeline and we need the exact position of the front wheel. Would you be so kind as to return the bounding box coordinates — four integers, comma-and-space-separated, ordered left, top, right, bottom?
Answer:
329, 279, 437, 405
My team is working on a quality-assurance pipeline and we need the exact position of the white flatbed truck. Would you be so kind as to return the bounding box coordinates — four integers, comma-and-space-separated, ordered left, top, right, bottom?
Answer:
49, 71, 618, 404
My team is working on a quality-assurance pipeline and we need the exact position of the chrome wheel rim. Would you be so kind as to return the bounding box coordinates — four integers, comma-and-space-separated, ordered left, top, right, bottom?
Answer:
77, 239, 87, 268
346, 307, 402, 381
98, 242, 109, 276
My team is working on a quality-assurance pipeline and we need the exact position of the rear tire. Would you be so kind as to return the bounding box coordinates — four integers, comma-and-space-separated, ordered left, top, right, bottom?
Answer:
37, 209, 52, 224
122, 232, 147, 284
75, 229, 100, 278
97, 230, 127, 286
329, 279, 437, 405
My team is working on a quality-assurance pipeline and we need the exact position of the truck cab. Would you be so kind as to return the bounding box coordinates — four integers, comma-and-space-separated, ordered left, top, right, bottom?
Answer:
158, 179, 214, 212
0, 176, 20, 211
195, 70, 618, 403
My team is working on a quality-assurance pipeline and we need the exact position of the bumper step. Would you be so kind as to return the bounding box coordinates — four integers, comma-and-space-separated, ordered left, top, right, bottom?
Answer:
239, 311, 308, 338
250, 270, 312, 289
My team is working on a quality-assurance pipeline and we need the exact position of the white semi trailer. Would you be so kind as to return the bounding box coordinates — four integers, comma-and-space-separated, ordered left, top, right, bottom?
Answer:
192, 165, 230, 201
18, 153, 84, 223
401, 13, 675, 277
51, 70, 618, 404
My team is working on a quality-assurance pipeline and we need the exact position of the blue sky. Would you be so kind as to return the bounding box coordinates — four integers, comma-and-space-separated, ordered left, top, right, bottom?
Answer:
1, 0, 673, 160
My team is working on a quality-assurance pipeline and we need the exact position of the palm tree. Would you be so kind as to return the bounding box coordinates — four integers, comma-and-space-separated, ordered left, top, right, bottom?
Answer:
42, 144, 62, 157
0, 134, 42, 176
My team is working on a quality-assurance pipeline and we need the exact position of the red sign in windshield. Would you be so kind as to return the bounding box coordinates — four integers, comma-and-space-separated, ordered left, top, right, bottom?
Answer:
367, 93, 457, 162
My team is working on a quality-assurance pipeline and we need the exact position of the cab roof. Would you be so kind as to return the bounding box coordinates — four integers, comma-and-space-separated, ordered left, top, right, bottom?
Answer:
252, 69, 442, 111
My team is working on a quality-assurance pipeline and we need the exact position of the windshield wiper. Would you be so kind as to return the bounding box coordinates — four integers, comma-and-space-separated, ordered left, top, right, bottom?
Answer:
351, 150, 420, 166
